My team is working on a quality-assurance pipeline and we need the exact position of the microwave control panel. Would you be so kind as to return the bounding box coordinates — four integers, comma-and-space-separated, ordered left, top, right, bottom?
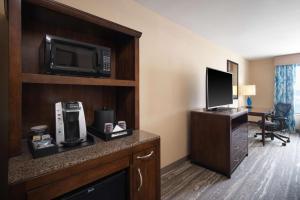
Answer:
99, 49, 111, 77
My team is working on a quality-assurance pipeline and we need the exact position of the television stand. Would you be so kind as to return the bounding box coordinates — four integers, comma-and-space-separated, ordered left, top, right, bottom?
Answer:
190, 108, 248, 177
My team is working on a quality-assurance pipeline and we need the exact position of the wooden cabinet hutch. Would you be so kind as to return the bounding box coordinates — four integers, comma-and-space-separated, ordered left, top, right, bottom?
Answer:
4, 0, 160, 199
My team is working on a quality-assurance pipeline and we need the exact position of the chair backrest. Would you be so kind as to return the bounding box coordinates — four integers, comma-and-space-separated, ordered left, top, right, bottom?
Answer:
275, 103, 291, 118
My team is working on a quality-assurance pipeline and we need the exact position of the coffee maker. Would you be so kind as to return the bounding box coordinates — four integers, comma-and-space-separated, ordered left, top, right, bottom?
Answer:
55, 101, 87, 147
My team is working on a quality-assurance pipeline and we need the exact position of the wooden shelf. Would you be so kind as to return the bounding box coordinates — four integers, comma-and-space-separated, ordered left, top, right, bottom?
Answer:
22, 73, 136, 87
7, 0, 140, 158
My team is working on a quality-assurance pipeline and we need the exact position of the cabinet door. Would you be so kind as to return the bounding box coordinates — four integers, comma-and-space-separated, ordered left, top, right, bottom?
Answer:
133, 147, 159, 200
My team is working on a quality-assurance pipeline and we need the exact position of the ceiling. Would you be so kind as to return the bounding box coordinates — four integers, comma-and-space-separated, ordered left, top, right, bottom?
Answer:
136, 0, 300, 60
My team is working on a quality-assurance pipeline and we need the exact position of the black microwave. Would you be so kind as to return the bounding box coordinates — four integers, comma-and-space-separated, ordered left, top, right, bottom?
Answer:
40, 35, 111, 77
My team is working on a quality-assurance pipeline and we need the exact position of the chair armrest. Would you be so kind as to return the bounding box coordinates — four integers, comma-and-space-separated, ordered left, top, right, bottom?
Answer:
272, 116, 288, 121
265, 113, 274, 121
265, 114, 287, 122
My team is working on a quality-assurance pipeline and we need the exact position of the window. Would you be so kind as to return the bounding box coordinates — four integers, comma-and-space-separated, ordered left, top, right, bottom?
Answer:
295, 66, 300, 114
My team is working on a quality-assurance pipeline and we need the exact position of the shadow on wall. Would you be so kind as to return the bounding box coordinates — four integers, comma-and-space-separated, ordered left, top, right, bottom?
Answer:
141, 63, 199, 166
141, 59, 228, 167
187, 68, 206, 108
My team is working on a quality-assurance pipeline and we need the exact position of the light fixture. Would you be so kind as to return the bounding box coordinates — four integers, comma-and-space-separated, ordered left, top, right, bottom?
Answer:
233, 85, 238, 96
239, 85, 256, 108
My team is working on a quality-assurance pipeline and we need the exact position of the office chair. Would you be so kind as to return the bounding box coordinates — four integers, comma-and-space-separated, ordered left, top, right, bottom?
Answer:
254, 103, 291, 146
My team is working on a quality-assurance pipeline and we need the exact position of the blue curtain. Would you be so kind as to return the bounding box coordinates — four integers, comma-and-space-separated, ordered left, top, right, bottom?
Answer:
274, 65, 296, 131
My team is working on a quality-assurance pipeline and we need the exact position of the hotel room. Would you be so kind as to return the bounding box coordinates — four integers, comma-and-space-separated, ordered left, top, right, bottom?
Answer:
1, 0, 299, 199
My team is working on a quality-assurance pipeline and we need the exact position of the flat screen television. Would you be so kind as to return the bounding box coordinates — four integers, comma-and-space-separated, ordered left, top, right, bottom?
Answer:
206, 67, 233, 110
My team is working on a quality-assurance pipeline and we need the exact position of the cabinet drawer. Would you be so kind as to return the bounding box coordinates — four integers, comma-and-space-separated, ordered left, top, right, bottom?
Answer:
134, 147, 156, 161
133, 147, 159, 200
27, 157, 129, 200
231, 136, 247, 155
231, 142, 247, 171
232, 124, 248, 145
231, 123, 248, 172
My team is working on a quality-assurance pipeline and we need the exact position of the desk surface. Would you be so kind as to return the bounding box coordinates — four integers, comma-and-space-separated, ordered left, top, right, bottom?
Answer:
246, 107, 272, 115
191, 107, 271, 116
191, 108, 248, 119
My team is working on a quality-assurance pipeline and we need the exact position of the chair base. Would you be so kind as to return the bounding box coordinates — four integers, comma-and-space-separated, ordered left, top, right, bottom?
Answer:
254, 131, 290, 146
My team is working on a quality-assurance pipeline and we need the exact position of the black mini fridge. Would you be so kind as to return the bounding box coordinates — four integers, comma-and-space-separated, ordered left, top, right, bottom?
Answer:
57, 170, 128, 200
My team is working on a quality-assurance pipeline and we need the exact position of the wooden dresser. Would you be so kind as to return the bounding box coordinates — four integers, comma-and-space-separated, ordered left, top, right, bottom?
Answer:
190, 108, 248, 178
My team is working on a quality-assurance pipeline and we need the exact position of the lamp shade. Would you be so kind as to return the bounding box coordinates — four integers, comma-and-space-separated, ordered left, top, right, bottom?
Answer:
239, 85, 256, 96
233, 85, 238, 96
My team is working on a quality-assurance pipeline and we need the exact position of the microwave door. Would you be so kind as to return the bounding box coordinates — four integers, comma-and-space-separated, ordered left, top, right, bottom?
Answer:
51, 41, 98, 75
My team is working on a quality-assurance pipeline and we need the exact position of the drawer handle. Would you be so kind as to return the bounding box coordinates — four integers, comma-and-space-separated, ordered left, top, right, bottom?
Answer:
137, 150, 154, 159
137, 168, 143, 191
234, 146, 239, 150
234, 159, 239, 162
87, 187, 95, 193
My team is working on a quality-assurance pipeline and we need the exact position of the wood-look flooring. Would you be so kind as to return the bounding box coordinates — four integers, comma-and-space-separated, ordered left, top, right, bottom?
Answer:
161, 124, 300, 200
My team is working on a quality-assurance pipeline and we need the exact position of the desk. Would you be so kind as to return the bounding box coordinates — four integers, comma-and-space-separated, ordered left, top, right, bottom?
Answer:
247, 107, 272, 146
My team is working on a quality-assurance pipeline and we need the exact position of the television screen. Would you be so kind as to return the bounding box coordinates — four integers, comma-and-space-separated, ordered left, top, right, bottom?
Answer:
206, 68, 233, 109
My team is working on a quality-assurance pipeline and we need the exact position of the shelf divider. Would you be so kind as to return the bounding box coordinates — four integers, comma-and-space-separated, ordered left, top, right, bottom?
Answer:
22, 73, 136, 87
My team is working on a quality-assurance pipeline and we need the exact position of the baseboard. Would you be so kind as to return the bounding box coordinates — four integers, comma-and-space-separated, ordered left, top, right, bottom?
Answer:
161, 155, 189, 174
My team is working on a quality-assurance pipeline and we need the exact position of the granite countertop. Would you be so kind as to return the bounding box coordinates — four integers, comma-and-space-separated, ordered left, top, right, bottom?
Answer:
8, 130, 160, 185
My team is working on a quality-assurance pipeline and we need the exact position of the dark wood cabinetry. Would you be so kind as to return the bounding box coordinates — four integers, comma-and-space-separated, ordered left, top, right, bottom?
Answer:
6, 0, 141, 156
190, 108, 248, 177
133, 147, 161, 200
6, 0, 161, 199
9, 131, 160, 200
0, 7, 9, 199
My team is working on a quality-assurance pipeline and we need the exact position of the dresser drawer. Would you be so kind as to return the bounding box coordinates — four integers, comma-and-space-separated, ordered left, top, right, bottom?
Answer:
232, 124, 248, 145
133, 146, 160, 200
27, 157, 130, 200
231, 135, 247, 154
231, 141, 247, 171
231, 124, 248, 172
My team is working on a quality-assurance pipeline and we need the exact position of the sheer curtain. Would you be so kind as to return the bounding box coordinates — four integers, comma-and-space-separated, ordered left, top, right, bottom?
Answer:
274, 64, 297, 131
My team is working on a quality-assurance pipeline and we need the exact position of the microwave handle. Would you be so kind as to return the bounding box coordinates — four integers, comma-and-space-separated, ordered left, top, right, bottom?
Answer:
97, 50, 103, 67
44, 40, 52, 66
